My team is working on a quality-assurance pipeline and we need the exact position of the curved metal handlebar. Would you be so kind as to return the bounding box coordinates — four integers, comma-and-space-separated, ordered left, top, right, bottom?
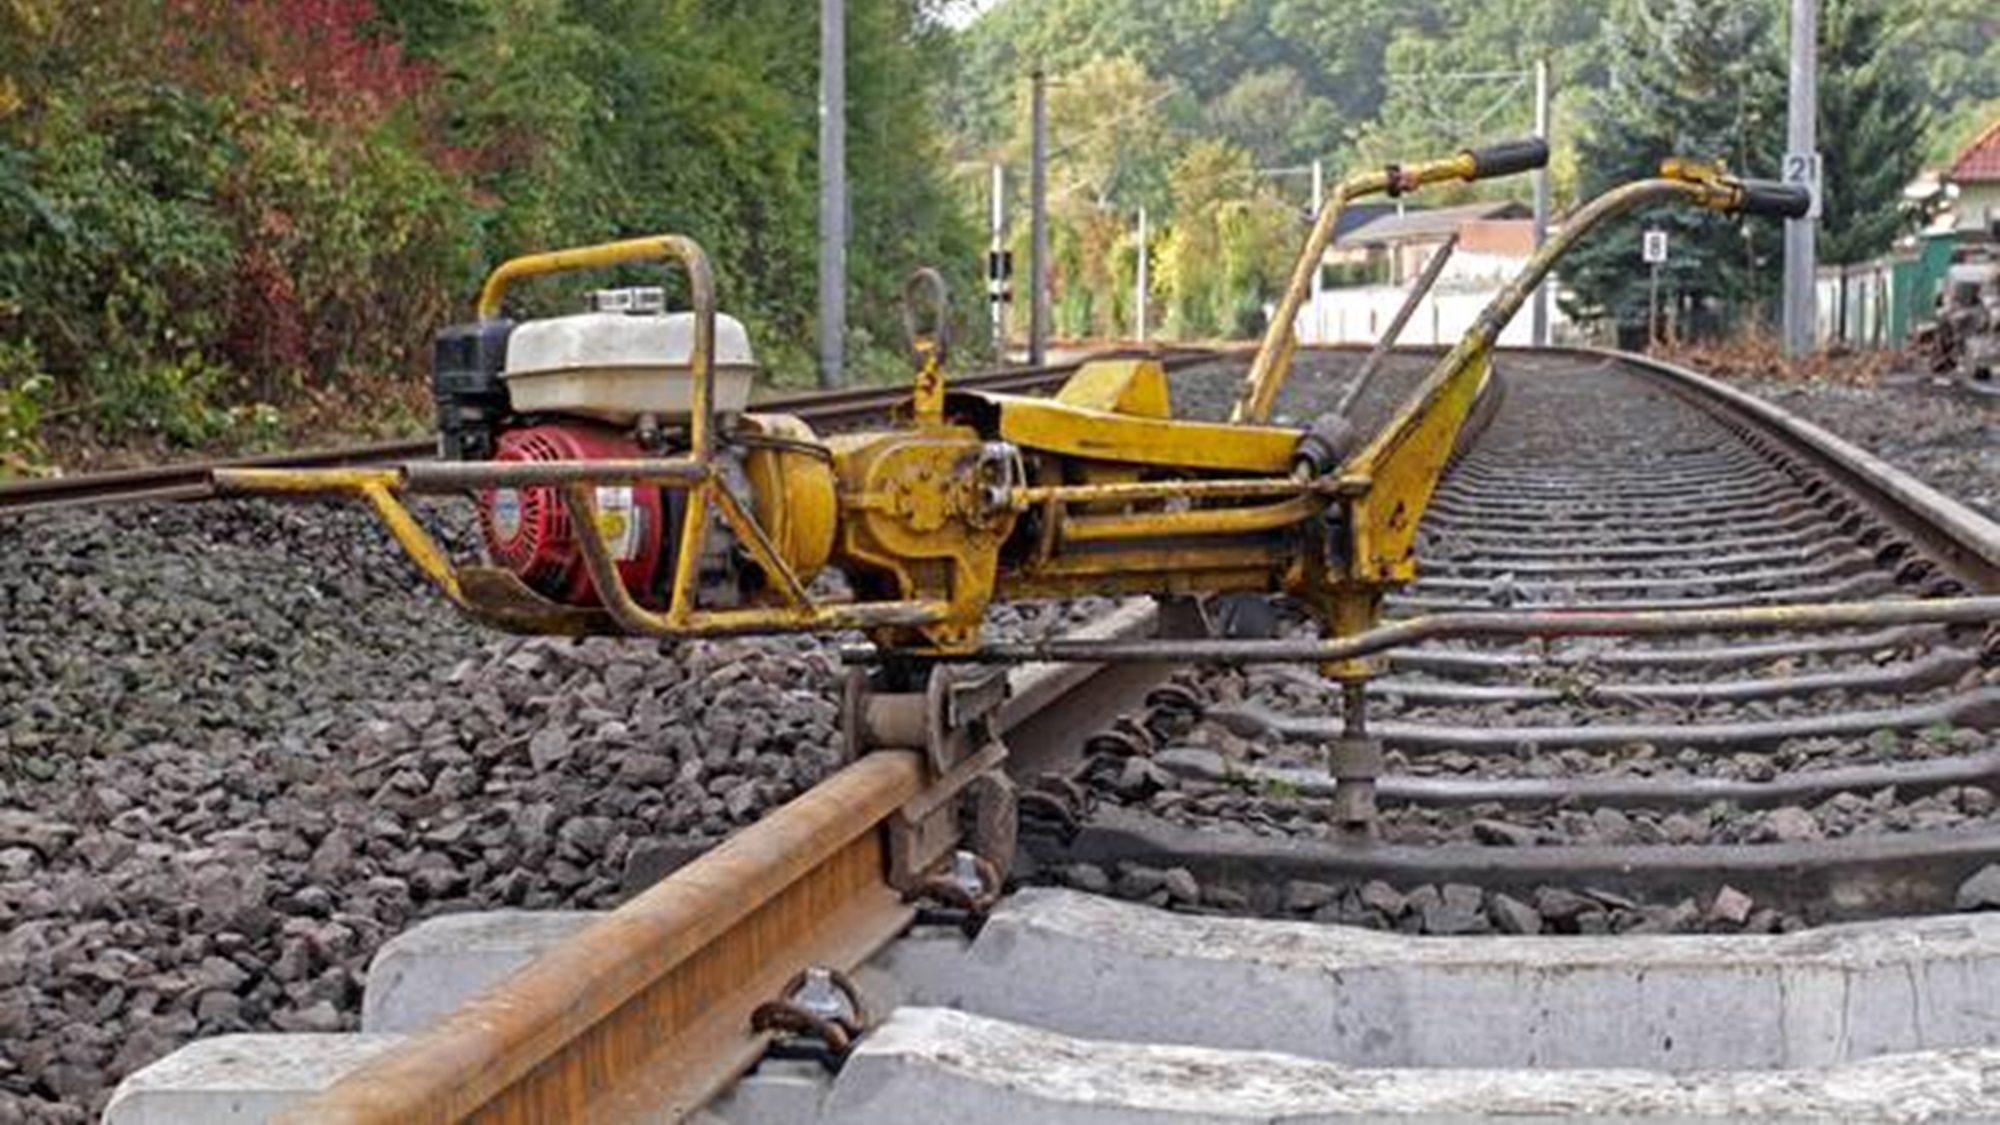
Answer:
472, 234, 721, 459
1234, 137, 1553, 424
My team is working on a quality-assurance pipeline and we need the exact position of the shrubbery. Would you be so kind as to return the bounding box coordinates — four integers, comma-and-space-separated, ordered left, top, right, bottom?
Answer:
0, 0, 978, 470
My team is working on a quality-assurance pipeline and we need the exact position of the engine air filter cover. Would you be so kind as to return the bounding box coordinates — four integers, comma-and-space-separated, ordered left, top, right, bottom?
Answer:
501, 310, 758, 424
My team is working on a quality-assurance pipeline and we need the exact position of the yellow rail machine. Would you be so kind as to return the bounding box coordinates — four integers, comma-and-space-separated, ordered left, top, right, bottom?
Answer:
220, 145, 1839, 840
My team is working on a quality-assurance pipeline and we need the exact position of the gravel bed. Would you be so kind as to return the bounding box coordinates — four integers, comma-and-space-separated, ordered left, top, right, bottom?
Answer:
1733, 377, 1999, 521
0, 495, 1111, 1121
1164, 348, 1433, 430
1040, 858, 1812, 937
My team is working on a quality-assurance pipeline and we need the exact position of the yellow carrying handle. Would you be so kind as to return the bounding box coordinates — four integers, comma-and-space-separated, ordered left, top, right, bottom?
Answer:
475, 234, 723, 460
1231, 138, 1551, 425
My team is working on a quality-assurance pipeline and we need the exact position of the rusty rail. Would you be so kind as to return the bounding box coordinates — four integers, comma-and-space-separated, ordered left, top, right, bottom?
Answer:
284, 751, 923, 1124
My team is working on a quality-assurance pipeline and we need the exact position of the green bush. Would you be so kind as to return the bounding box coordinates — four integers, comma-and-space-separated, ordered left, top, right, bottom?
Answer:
0, 0, 981, 459
0, 89, 240, 418
221, 107, 476, 389
0, 340, 52, 473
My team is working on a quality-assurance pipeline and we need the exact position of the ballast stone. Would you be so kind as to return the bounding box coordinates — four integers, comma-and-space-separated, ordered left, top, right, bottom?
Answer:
100, 1034, 402, 1125
1957, 864, 2000, 910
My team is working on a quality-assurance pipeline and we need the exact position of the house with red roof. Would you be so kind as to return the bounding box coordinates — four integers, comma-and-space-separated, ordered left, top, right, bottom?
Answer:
1946, 119, 2000, 234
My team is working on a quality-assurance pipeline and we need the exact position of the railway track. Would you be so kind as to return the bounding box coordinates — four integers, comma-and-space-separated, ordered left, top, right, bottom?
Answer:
0, 350, 1223, 515
1026, 350, 1999, 925
100, 346, 2000, 1123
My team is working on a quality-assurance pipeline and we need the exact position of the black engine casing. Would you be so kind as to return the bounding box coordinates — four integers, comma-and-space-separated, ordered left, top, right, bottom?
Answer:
431, 319, 515, 461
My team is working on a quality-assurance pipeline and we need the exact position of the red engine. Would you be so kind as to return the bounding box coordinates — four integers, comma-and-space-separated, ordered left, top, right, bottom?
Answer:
477, 423, 678, 608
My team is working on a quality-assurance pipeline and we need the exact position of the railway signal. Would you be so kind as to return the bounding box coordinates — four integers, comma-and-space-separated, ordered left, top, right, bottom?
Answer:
1644, 227, 1669, 348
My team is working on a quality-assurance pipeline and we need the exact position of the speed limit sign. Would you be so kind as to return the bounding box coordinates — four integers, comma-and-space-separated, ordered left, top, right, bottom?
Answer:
1642, 229, 1668, 264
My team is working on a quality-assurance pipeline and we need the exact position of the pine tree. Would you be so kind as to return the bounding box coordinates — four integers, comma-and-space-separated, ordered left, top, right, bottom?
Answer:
1818, 0, 1928, 334
1559, 0, 1786, 342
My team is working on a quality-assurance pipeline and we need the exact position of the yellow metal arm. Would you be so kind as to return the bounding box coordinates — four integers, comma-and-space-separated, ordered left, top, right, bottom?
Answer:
1230, 138, 1551, 426
1334, 160, 1813, 590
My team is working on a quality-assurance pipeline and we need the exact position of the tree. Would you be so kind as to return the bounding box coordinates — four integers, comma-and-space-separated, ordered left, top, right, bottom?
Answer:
1818, 0, 1928, 336
1889, 0, 2000, 161
1001, 56, 1183, 340
1206, 66, 1332, 167
1559, 0, 1786, 342
1013, 56, 1182, 212
0, 0, 987, 469
1154, 138, 1293, 337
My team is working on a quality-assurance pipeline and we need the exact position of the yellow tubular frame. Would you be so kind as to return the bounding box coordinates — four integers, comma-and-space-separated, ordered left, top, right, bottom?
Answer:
207, 162, 1782, 658
220, 235, 951, 640
478, 234, 719, 461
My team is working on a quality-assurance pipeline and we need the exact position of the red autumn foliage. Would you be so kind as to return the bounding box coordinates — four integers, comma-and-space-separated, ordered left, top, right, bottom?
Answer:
162, 0, 434, 127
150, 0, 456, 385
226, 240, 310, 392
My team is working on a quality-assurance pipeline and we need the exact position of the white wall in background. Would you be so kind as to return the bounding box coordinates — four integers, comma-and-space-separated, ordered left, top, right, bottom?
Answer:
1297, 284, 1568, 347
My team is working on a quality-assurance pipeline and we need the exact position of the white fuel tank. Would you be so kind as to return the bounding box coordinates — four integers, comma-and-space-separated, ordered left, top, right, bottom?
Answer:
502, 290, 758, 424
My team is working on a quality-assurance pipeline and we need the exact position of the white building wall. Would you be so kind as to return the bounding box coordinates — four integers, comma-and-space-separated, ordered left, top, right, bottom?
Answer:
1298, 283, 1566, 348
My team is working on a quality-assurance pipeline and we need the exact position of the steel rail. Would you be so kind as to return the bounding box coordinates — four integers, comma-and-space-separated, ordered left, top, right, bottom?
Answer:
1596, 348, 2000, 588
284, 749, 925, 1125
0, 438, 438, 514
0, 348, 1216, 515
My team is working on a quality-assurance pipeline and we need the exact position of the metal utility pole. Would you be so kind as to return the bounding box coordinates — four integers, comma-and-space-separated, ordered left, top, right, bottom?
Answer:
1028, 69, 1050, 366
1310, 159, 1325, 307
1649, 260, 1662, 351
817, 0, 846, 388
989, 163, 1008, 354
1782, 0, 1818, 358
1135, 205, 1149, 342
1530, 59, 1552, 346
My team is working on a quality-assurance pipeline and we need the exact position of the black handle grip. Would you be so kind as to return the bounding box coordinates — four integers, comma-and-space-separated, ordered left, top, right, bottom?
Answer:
1463, 137, 1550, 180
1734, 178, 1812, 219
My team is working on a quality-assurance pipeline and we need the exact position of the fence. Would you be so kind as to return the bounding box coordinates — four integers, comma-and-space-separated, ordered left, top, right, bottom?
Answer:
1815, 230, 1958, 349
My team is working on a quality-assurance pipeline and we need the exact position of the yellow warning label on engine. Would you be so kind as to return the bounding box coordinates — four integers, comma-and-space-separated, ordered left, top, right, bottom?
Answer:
593, 487, 644, 561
